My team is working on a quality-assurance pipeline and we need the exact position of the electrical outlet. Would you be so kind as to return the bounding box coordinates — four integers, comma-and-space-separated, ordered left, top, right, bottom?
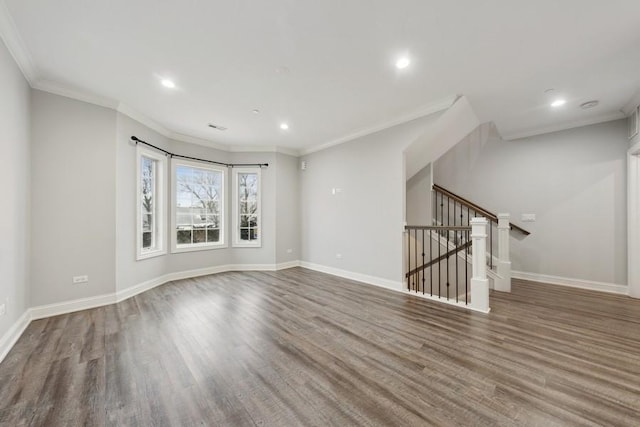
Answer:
0, 303, 6, 317
286, 248, 293, 254
72, 275, 89, 284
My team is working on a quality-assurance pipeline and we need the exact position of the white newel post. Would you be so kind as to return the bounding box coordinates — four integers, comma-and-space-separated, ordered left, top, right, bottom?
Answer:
470, 217, 490, 313
496, 213, 512, 293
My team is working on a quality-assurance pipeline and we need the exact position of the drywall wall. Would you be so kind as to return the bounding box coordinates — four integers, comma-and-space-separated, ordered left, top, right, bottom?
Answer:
115, 113, 280, 292
275, 153, 300, 264
406, 163, 432, 225
0, 37, 31, 340
115, 113, 176, 292
31, 90, 117, 306
300, 113, 440, 286
435, 120, 628, 286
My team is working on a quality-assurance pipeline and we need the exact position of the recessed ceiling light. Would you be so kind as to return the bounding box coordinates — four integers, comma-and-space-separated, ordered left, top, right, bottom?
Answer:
280, 123, 289, 130
580, 100, 599, 110
396, 57, 410, 69
252, 109, 260, 114
161, 78, 176, 89
551, 99, 566, 107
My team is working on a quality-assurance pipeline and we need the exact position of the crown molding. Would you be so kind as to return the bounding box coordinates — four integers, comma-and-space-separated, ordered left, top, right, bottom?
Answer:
501, 111, 626, 141
0, 0, 37, 84
299, 95, 456, 156
622, 89, 640, 116
167, 131, 230, 152
34, 79, 118, 109
228, 145, 300, 156
116, 102, 173, 138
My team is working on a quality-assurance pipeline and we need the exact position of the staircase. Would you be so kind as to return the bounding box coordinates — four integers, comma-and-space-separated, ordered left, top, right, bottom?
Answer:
404, 184, 530, 312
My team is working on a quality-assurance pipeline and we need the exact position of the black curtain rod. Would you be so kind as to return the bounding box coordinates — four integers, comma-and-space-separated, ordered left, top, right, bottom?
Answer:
131, 136, 269, 168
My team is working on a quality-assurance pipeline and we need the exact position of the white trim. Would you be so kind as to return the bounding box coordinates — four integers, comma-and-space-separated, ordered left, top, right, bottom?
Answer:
232, 167, 262, 247
136, 146, 168, 260
0, 261, 306, 363
170, 158, 227, 252
628, 144, 640, 298
512, 270, 628, 295
275, 260, 301, 270
229, 145, 299, 156
33, 79, 118, 110
299, 261, 403, 291
167, 130, 230, 153
501, 112, 626, 141
622, 89, 640, 116
403, 290, 490, 314
29, 292, 117, 321
299, 95, 456, 155
0, 310, 31, 364
0, 0, 38, 84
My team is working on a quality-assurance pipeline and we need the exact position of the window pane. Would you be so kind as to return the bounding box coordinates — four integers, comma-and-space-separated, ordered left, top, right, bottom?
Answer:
176, 164, 223, 248
249, 228, 258, 240
140, 156, 157, 252
177, 229, 192, 244
142, 232, 152, 248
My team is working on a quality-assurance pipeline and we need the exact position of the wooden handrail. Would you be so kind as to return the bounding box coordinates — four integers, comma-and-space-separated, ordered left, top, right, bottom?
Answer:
405, 240, 472, 278
432, 184, 530, 236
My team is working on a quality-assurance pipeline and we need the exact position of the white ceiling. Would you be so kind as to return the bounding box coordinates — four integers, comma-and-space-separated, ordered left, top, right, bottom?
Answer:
2, 0, 640, 153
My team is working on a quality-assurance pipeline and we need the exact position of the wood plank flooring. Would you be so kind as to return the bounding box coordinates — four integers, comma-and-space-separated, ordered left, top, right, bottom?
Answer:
1, 267, 640, 426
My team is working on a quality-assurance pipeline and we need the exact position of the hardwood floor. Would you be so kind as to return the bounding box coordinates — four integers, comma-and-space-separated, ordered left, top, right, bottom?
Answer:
1, 267, 640, 426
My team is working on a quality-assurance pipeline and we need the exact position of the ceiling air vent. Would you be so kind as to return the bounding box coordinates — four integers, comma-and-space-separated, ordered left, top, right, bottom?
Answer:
208, 123, 228, 131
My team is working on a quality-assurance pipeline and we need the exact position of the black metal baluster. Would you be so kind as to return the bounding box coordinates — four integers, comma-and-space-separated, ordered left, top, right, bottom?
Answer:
430, 229, 433, 297
413, 230, 420, 292
439, 195, 442, 299
454, 202, 458, 302
446, 198, 450, 300
407, 228, 411, 291
421, 229, 425, 294
465, 229, 469, 304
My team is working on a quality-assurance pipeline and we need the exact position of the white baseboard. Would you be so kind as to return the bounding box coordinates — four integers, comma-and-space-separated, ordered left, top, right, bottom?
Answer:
0, 261, 304, 365
0, 310, 31, 364
512, 270, 628, 295
275, 260, 301, 270
299, 261, 403, 291
30, 292, 117, 321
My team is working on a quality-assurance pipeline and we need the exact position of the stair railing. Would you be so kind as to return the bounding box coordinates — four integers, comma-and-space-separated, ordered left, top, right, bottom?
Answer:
404, 218, 490, 312
432, 184, 528, 274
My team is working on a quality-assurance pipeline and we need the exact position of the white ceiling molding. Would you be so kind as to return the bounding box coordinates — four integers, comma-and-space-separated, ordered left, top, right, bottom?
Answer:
0, 0, 37, 84
166, 131, 229, 152
228, 145, 300, 156
501, 111, 626, 141
300, 95, 457, 156
116, 103, 173, 140
34, 79, 119, 110
622, 90, 640, 116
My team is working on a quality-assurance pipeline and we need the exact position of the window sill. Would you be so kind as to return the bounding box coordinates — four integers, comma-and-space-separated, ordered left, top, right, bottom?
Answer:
171, 243, 228, 254
136, 249, 167, 261
232, 242, 262, 248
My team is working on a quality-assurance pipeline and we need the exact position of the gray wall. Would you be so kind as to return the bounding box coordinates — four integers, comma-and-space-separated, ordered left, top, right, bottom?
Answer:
275, 153, 300, 264
31, 90, 117, 306
0, 37, 31, 338
435, 120, 628, 285
406, 163, 432, 225
300, 114, 439, 285
116, 113, 285, 292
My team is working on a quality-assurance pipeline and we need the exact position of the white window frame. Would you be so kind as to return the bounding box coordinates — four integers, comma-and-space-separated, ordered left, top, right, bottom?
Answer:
171, 158, 227, 253
136, 146, 167, 260
232, 167, 262, 248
